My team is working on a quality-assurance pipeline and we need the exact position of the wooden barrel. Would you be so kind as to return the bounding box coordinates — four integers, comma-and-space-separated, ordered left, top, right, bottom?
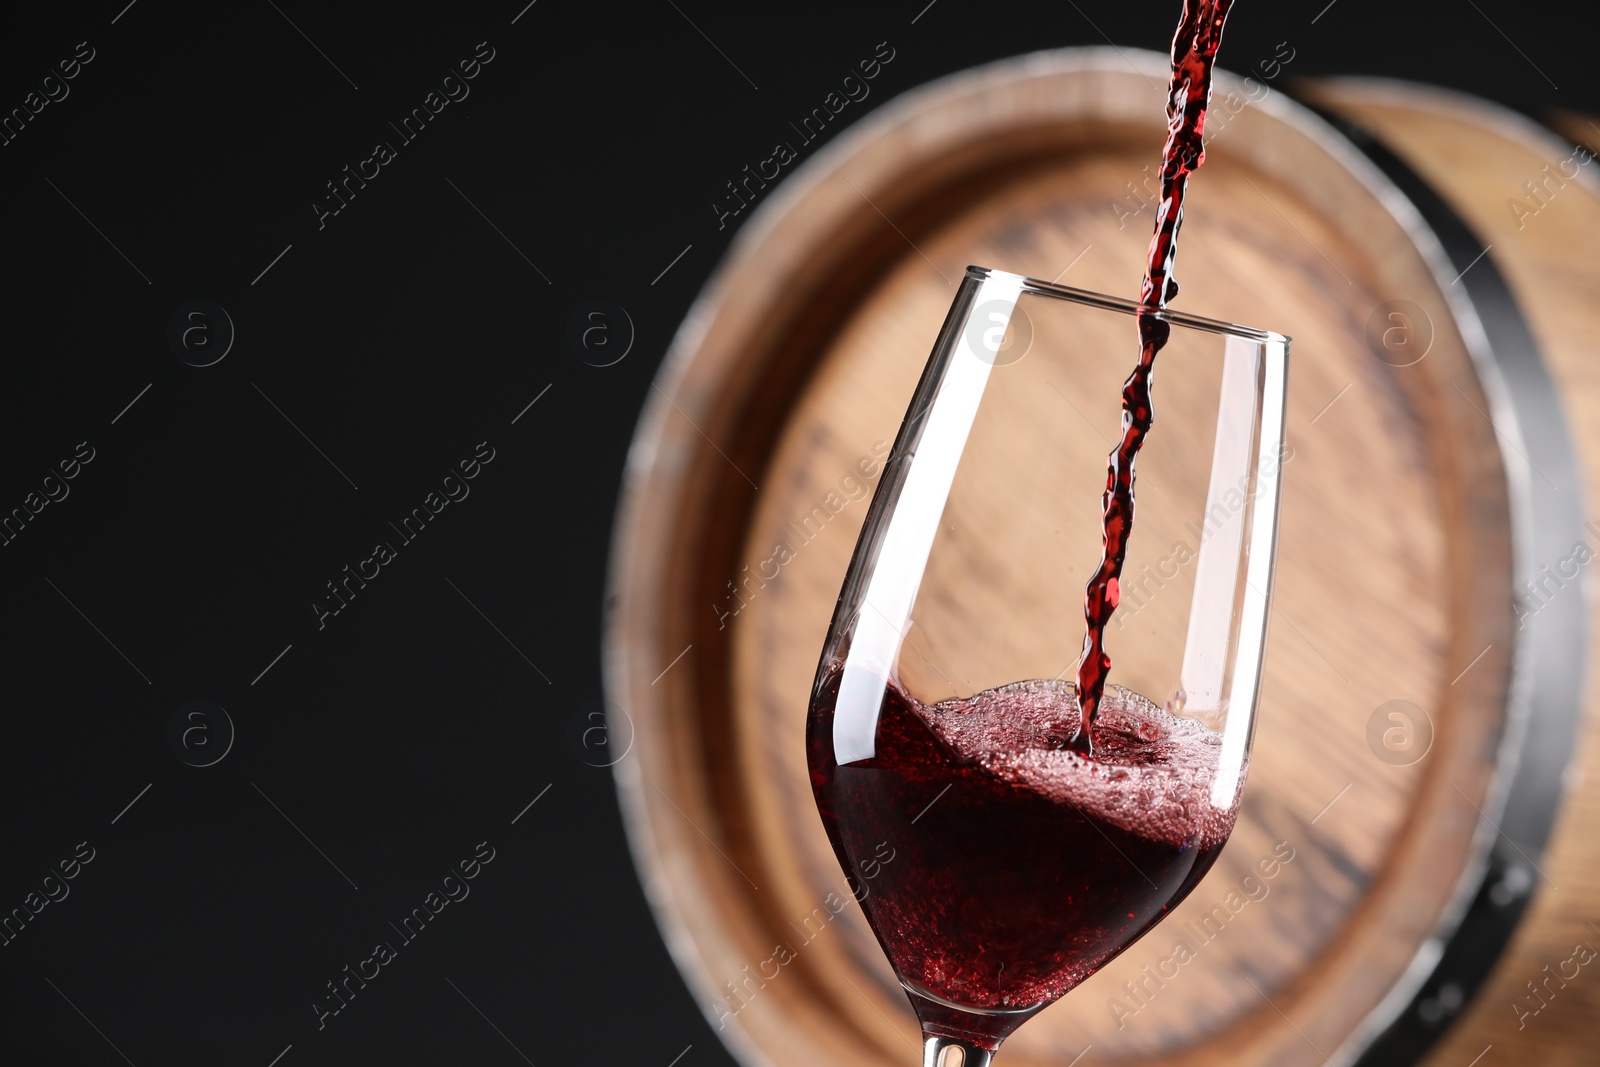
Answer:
604, 49, 1600, 1067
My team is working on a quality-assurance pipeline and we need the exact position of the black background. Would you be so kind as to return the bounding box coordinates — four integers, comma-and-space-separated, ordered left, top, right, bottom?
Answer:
0, 1, 1586, 1064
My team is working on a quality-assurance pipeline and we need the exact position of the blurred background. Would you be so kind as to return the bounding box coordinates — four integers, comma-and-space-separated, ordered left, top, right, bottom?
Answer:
0, 1, 1592, 1064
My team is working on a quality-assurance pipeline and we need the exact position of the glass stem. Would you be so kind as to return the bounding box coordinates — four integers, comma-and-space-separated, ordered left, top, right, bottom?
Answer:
922, 1035, 995, 1067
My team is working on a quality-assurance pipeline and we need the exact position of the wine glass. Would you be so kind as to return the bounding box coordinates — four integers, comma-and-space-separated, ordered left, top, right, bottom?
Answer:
806, 266, 1288, 1067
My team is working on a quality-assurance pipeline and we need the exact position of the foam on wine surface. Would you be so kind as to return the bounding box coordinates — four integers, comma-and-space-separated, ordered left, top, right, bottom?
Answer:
918, 679, 1235, 850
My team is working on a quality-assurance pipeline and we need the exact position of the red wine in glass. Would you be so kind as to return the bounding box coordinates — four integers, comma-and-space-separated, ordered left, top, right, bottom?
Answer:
809, 668, 1241, 1053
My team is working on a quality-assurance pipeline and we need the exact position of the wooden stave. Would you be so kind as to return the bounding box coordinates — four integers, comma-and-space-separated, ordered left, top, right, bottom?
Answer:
601, 50, 1598, 1067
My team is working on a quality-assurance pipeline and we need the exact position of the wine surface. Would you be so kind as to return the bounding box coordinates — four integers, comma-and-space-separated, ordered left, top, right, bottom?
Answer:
807, 666, 1239, 1049
1075, 0, 1236, 745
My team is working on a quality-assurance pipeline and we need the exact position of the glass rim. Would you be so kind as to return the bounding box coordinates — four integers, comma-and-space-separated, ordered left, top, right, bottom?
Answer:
967, 266, 1292, 346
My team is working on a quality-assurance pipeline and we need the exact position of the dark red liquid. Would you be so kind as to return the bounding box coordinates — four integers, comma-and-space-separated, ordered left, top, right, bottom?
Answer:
808, 667, 1239, 1049
1076, 0, 1236, 745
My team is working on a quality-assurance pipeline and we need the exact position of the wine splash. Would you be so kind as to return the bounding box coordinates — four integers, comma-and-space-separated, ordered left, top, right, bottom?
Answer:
1075, 0, 1236, 747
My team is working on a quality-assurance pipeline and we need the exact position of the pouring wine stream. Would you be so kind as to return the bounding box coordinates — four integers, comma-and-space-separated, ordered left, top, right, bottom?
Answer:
1074, 0, 1235, 752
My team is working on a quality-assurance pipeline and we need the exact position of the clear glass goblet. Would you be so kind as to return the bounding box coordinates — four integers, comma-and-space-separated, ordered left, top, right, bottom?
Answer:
806, 267, 1289, 1066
